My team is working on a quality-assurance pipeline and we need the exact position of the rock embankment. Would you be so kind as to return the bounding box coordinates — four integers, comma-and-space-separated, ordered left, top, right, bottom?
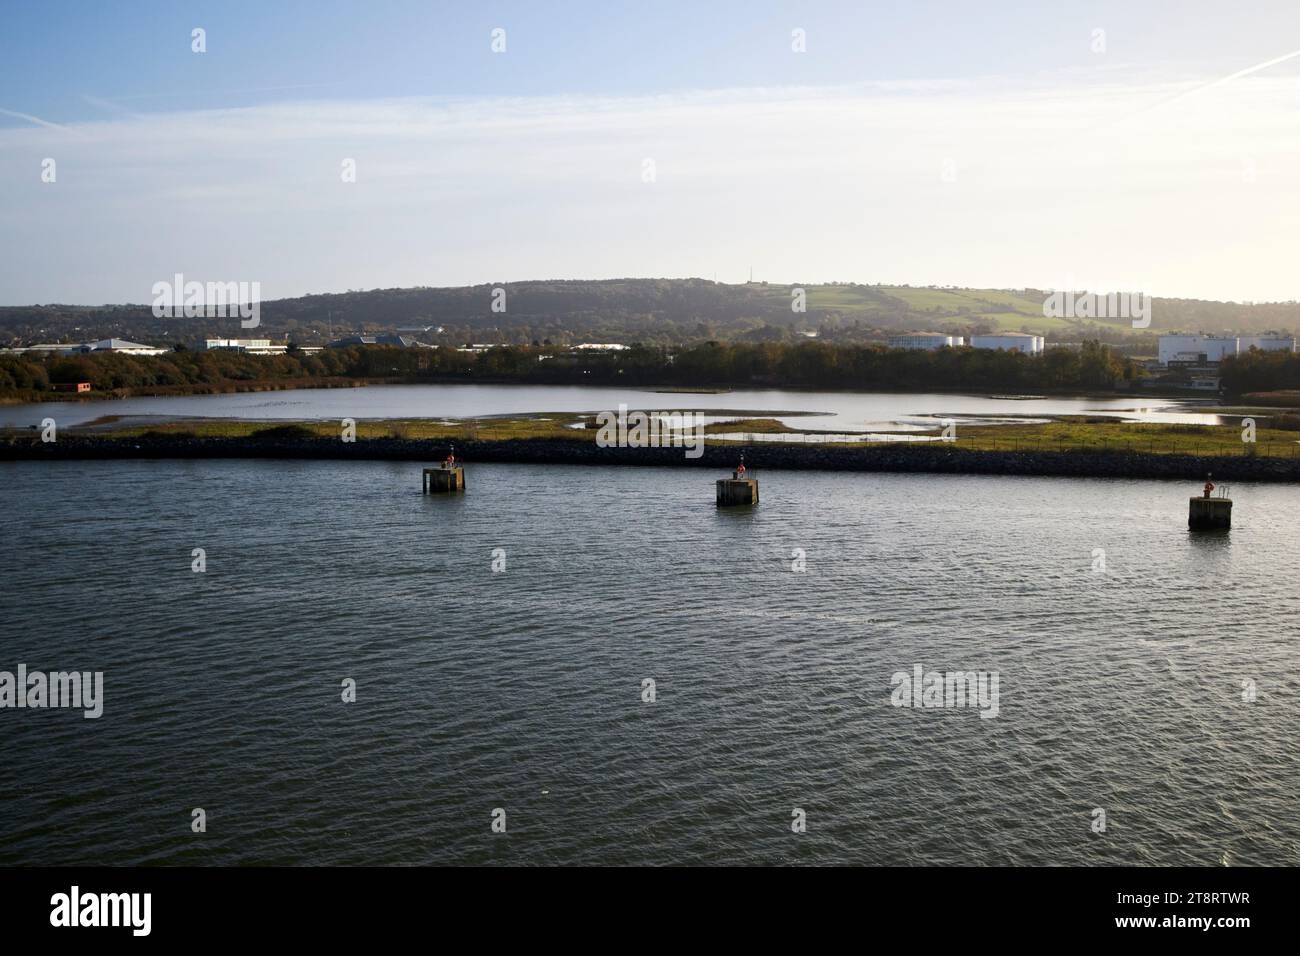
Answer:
4, 433, 1300, 481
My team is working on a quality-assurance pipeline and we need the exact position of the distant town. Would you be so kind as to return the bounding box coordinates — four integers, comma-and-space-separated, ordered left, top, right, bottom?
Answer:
0, 335, 632, 358
2, 327, 1292, 398
883, 330, 1296, 392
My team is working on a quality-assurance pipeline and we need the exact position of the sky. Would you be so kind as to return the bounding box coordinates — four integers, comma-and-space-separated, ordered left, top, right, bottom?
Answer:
3, 0, 1300, 304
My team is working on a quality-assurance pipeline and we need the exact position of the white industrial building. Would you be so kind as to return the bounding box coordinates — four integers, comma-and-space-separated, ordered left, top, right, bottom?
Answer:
887, 333, 964, 350
1157, 334, 1239, 366
1239, 333, 1296, 354
200, 338, 288, 355
1, 339, 169, 356
969, 334, 1044, 355
79, 338, 170, 355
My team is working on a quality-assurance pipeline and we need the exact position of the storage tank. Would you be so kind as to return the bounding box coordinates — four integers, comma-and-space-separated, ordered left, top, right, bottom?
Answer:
969, 334, 1044, 355
1239, 333, 1296, 353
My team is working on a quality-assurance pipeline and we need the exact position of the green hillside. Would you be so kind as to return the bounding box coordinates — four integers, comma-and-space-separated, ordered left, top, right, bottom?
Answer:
0, 279, 1293, 348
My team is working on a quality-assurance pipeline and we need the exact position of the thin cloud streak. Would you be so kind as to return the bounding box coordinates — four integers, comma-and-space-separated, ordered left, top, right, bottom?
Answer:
0, 107, 71, 131
1099, 46, 1300, 128
2, 71, 1300, 304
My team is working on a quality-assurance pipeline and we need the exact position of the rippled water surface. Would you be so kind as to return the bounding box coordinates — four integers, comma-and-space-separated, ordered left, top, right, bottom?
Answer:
0, 383, 1223, 429
1, 460, 1297, 865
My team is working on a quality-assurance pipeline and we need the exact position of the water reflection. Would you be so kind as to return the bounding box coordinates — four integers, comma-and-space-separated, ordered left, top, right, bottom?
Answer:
0, 382, 1229, 430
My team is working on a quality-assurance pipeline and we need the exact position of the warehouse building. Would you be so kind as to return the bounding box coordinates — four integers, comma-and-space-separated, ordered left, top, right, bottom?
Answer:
199, 338, 285, 355
328, 334, 423, 348
1157, 334, 1240, 366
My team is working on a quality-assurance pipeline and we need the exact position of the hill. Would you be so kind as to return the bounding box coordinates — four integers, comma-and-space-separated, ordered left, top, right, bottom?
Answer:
2, 279, 1297, 349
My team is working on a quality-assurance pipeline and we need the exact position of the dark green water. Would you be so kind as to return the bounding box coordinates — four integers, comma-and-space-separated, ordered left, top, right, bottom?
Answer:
1, 459, 1297, 864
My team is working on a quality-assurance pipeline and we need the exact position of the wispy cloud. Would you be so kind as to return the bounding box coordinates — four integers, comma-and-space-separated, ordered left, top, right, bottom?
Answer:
2, 69, 1300, 304
79, 95, 146, 121
0, 107, 71, 131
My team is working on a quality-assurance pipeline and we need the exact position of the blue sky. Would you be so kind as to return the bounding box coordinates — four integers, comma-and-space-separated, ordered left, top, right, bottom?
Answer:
7, 1, 1298, 119
4, 1, 1300, 304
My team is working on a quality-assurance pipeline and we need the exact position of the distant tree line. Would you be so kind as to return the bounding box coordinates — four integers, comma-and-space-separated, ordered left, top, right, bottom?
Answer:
0, 347, 375, 396
1220, 349, 1300, 395
0, 339, 1133, 399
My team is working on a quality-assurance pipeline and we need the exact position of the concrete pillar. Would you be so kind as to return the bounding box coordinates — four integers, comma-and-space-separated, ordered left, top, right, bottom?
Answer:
424, 466, 465, 493
716, 477, 758, 506
1188, 496, 1231, 529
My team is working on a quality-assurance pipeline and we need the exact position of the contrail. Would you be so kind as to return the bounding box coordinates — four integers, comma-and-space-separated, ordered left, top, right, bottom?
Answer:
1106, 47, 1300, 127
0, 107, 69, 131
1170, 46, 1300, 100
